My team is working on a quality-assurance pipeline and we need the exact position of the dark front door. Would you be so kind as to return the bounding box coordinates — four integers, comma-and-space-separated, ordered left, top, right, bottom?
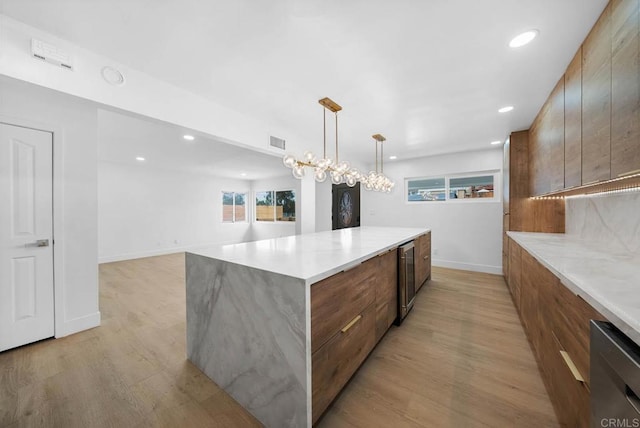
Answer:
332, 183, 361, 230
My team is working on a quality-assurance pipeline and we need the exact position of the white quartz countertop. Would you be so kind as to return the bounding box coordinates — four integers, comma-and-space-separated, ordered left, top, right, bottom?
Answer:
507, 231, 640, 345
188, 226, 429, 285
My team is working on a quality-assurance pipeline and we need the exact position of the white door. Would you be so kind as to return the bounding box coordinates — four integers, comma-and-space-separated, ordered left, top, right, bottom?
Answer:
0, 123, 54, 352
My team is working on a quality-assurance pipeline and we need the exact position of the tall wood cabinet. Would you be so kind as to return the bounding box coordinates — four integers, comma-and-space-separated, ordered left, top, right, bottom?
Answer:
502, 131, 564, 276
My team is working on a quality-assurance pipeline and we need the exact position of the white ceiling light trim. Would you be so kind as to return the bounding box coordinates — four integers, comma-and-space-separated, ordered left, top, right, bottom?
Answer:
183, 134, 195, 141
101, 66, 125, 86
490, 140, 502, 145
135, 156, 145, 161
509, 30, 539, 48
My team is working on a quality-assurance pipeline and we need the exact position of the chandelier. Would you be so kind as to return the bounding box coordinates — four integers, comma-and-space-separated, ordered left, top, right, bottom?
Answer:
282, 97, 394, 192
283, 97, 360, 187
360, 134, 394, 193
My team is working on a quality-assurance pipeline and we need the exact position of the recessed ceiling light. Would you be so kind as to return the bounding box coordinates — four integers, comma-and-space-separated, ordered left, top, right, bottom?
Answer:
389, 156, 397, 160
498, 106, 514, 113
491, 140, 502, 145
183, 135, 195, 141
101, 66, 126, 86
240, 172, 247, 177
136, 156, 145, 161
509, 30, 539, 48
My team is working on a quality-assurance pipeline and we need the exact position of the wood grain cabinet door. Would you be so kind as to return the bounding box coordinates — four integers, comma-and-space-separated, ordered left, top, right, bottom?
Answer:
611, 0, 640, 178
565, 47, 583, 189
507, 239, 522, 309
375, 250, 398, 342
311, 261, 376, 353
312, 304, 376, 423
582, 3, 612, 185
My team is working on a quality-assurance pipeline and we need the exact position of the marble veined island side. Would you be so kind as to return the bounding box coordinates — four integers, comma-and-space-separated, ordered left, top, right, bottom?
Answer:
186, 226, 430, 427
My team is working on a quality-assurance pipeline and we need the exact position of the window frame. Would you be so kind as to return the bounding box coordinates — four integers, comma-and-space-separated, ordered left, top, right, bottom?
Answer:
405, 170, 500, 204
221, 191, 248, 223
254, 189, 296, 223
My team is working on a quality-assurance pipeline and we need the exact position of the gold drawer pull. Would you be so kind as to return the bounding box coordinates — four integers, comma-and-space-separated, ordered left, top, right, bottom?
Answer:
341, 315, 362, 333
423, 255, 429, 260
560, 350, 585, 383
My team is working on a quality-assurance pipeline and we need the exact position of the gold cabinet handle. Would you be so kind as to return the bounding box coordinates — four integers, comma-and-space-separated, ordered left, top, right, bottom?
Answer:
341, 315, 362, 333
423, 255, 429, 260
560, 350, 585, 382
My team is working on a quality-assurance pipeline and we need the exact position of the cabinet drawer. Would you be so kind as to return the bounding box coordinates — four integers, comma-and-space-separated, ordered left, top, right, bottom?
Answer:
540, 274, 605, 386
538, 328, 590, 427
311, 259, 376, 353
312, 304, 376, 423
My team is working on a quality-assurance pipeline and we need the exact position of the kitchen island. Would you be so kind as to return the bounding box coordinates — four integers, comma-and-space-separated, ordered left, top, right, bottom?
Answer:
186, 226, 430, 427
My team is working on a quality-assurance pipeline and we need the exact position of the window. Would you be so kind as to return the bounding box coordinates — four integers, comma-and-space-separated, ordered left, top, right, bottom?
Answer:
406, 172, 498, 203
407, 177, 446, 201
222, 192, 246, 222
255, 190, 296, 222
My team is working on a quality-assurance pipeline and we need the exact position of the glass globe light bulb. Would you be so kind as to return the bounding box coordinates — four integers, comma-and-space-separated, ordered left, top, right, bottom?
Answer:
331, 172, 343, 185
314, 168, 327, 183
292, 165, 305, 179
303, 151, 316, 164
283, 155, 297, 169
346, 176, 357, 187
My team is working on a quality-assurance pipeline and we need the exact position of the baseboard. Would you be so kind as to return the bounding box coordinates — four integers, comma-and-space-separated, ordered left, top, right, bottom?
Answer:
432, 259, 502, 275
56, 311, 101, 338
98, 241, 241, 264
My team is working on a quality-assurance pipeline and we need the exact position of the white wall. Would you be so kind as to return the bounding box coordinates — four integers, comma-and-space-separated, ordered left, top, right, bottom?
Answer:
98, 161, 253, 262
0, 75, 100, 337
250, 176, 298, 241
361, 148, 504, 274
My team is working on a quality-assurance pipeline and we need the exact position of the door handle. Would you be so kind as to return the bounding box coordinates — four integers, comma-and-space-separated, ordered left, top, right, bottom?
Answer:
25, 239, 49, 248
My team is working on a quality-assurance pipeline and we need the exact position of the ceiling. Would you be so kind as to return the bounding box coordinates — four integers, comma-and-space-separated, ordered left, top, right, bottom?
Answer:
1, 0, 608, 165
98, 109, 287, 180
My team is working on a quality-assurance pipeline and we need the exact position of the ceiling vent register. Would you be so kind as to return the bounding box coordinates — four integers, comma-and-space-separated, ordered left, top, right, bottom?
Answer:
269, 135, 286, 150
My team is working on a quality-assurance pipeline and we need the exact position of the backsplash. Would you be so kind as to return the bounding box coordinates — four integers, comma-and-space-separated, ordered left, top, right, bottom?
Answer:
565, 190, 640, 254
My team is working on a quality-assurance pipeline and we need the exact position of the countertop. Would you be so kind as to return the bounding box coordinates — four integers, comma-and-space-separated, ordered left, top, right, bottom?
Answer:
507, 231, 640, 345
188, 226, 429, 285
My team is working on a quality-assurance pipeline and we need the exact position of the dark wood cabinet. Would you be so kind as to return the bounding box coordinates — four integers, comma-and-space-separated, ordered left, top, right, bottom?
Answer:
564, 47, 583, 189
508, 239, 607, 428
611, 0, 640, 178
507, 239, 522, 310
582, 3, 612, 185
375, 250, 397, 342
414, 232, 431, 292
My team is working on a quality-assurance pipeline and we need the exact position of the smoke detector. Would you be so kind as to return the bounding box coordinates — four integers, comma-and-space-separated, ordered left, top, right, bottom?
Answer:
101, 66, 126, 86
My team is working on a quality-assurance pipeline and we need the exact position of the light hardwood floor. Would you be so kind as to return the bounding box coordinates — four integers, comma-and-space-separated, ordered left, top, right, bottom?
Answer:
0, 254, 558, 427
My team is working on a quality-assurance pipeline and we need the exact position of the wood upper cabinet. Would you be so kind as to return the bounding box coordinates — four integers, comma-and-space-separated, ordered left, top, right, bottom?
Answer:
582, 3, 612, 185
414, 232, 431, 291
611, 0, 640, 178
565, 47, 583, 189
529, 77, 565, 196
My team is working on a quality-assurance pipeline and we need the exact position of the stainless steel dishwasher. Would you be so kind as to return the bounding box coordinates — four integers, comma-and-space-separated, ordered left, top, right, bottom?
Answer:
591, 320, 640, 428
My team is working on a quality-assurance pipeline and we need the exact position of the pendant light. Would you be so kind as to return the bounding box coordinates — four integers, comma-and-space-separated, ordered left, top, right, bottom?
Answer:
283, 97, 360, 187
361, 134, 394, 193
